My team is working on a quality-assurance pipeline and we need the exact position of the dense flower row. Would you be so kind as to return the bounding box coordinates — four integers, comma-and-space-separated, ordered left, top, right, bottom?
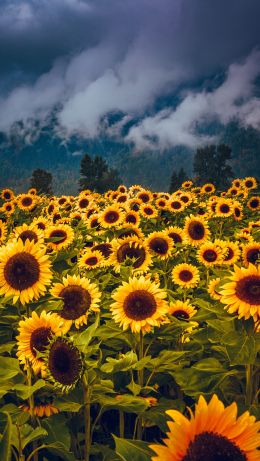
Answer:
0, 177, 259, 460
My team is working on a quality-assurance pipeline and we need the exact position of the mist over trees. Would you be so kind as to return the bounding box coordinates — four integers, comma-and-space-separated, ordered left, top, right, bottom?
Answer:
30, 169, 53, 195
193, 144, 234, 189
79, 154, 122, 193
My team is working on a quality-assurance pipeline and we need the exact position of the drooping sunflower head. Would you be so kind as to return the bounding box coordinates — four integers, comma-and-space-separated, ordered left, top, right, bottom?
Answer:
111, 276, 169, 333
17, 310, 66, 375
172, 263, 200, 288
1, 188, 14, 201
0, 239, 52, 305
184, 215, 210, 246
45, 224, 74, 251
242, 242, 260, 267
220, 264, 260, 320
197, 241, 225, 267
146, 231, 173, 260
99, 204, 123, 228
44, 337, 83, 392
150, 394, 260, 461
109, 237, 151, 274
78, 249, 104, 270
50, 274, 101, 329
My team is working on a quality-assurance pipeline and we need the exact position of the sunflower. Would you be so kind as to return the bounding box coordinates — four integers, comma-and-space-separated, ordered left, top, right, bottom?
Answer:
128, 198, 142, 212
28, 188, 37, 195
220, 264, 260, 320
77, 196, 91, 211
179, 192, 193, 206
218, 240, 240, 265
172, 263, 200, 289
140, 204, 158, 219
17, 194, 37, 212
184, 216, 210, 246
200, 183, 215, 194
168, 299, 197, 319
117, 185, 127, 194
88, 214, 102, 231
109, 237, 151, 273
32, 216, 50, 231
150, 393, 260, 461
124, 210, 140, 227
215, 198, 234, 218
99, 204, 123, 228
1, 188, 14, 201
45, 224, 74, 251
227, 186, 240, 197
243, 176, 258, 190
2, 201, 15, 216
182, 180, 193, 189
129, 184, 143, 196
208, 277, 222, 300
0, 221, 7, 244
146, 231, 173, 260
197, 241, 225, 267
16, 311, 66, 375
50, 274, 101, 329
167, 198, 185, 213
166, 226, 186, 245
242, 242, 260, 267
91, 241, 112, 266
78, 249, 104, 270
0, 239, 52, 305
247, 196, 260, 212
232, 178, 243, 188
12, 223, 44, 245
136, 190, 153, 203
44, 337, 83, 392
116, 193, 128, 204
117, 225, 144, 240
110, 276, 168, 333
233, 201, 243, 221
20, 401, 59, 417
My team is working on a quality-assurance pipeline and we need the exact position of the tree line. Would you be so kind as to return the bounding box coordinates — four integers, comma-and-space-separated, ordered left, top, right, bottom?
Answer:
30, 144, 235, 195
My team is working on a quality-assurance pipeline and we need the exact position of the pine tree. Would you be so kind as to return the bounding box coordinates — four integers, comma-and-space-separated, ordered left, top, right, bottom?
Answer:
193, 144, 234, 189
79, 154, 122, 192
169, 168, 188, 193
30, 169, 53, 195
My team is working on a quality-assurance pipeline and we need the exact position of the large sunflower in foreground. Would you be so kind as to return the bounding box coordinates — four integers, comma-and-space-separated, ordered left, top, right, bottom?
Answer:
150, 394, 260, 461
171, 263, 200, 288
184, 216, 210, 246
219, 264, 260, 320
110, 276, 168, 333
50, 274, 101, 329
44, 337, 83, 392
16, 311, 66, 374
0, 239, 52, 305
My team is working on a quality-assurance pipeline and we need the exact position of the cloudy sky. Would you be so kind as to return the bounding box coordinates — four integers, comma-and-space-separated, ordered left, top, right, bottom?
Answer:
0, 0, 260, 149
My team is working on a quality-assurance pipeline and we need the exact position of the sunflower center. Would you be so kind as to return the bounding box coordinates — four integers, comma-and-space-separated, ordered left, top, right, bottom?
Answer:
219, 204, 230, 213
171, 201, 182, 210
144, 207, 153, 215
181, 195, 189, 203
172, 309, 189, 320
19, 230, 38, 243
139, 193, 149, 203
49, 230, 67, 244
224, 248, 234, 261
22, 197, 33, 207
30, 327, 52, 356
246, 248, 260, 264
104, 211, 120, 224
4, 192, 11, 199
235, 275, 260, 304
249, 199, 259, 209
245, 180, 253, 188
169, 232, 182, 243
205, 186, 212, 192
188, 222, 205, 240
37, 222, 46, 230
93, 243, 112, 258
4, 252, 40, 290
117, 243, 146, 268
126, 214, 137, 224
123, 290, 157, 320
79, 199, 89, 209
203, 250, 217, 262
179, 270, 193, 282
234, 208, 241, 217
182, 431, 246, 461
149, 238, 168, 255
85, 256, 98, 266
48, 339, 82, 386
60, 285, 91, 320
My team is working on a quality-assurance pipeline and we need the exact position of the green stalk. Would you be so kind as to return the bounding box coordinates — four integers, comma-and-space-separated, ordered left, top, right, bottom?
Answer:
136, 332, 144, 440
119, 410, 125, 438
26, 362, 38, 461
83, 376, 91, 461
245, 364, 253, 407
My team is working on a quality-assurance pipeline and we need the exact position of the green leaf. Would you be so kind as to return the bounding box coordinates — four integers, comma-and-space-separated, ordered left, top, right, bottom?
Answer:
226, 335, 256, 365
74, 316, 100, 351
13, 379, 46, 400
22, 426, 48, 450
146, 350, 187, 372
42, 414, 71, 450
101, 351, 138, 373
0, 412, 12, 461
97, 394, 149, 413
126, 378, 141, 396
0, 357, 21, 380
114, 436, 154, 461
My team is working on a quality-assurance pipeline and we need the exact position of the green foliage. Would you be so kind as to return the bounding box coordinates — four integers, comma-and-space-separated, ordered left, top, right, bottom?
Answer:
79, 153, 122, 192
30, 168, 53, 195
193, 144, 234, 188
169, 167, 188, 193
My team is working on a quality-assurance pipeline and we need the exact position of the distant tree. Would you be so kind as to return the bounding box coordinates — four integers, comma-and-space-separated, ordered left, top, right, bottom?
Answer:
30, 169, 53, 195
79, 154, 122, 192
193, 144, 234, 189
169, 167, 188, 193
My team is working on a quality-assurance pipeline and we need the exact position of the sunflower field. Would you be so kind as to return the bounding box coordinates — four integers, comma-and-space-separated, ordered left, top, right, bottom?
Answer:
0, 178, 259, 461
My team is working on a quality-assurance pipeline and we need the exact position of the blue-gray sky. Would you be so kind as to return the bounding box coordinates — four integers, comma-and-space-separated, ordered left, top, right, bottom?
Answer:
0, 0, 259, 149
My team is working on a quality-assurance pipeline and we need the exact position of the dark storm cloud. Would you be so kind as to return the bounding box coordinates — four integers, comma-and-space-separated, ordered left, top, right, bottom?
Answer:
0, 0, 259, 145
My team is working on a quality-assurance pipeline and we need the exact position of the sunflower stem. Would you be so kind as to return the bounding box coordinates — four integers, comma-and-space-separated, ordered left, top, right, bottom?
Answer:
245, 364, 253, 407
26, 362, 38, 461
136, 331, 144, 440
83, 376, 91, 461
119, 410, 125, 438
